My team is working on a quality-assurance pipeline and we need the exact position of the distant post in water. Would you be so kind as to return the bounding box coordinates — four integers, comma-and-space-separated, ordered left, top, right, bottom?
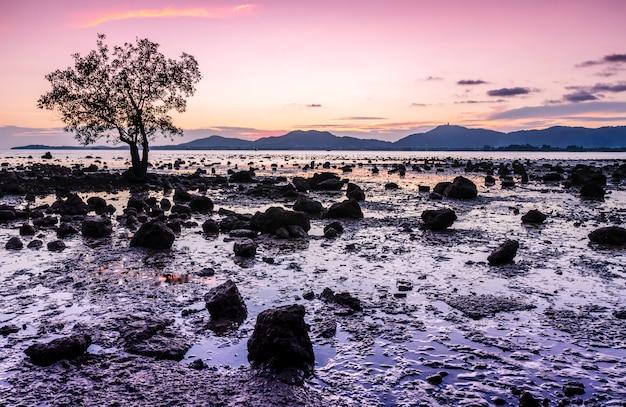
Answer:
37, 34, 202, 179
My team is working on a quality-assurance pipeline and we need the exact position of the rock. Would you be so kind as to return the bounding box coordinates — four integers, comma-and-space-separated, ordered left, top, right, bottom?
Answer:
57, 222, 80, 237
41, 151, 52, 159
613, 309, 626, 319
308, 172, 343, 190
160, 198, 172, 211
293, 194, 324, 214
24, 333, 91, 366
346, 183, 365, 201
563, 381, 585, 397
27, 240, 43, 250
201, 219, 220, 235
229, 229, 257, 239
120, 316, 190, 361
320, 288, 362, 314
570, 164, 606, 186
385, 182, 399, 190
19, 223, 36, 236
487, 239, 519, 265
588, 226, 626, 245
521, 209, 547, 224
127, 195, 147, 211
173, 188, 193, 201
323, 221, 344, 238
543, 172, 563, 182
426, 374, 443, 385
87, 196, 107, 213
229, 170, 255, 183
0, 209, 16, 221
444, 176, 477, 199
33, 216, 58, 227
6, 236, 23, 250
81, 216, 113, 238
0, 324, 20, 336
233, 238, 257, 257
580, 182, 605, 199
484, 175, 496, 186
421, 208, 457, 230
286, 225, 308, 238
50, 193, 89, 216
189, 195, 214, 212
292, 177, 310, 192
47, 239, 67, 251
325, 199, 363, 219
247, 304, 314, 381
204, 279, 247, 323
519, 391, 541, 407
250, 207, 311, 235
171, 204, 192, 215
130, 220, 176, 249
433, 181, 451, 195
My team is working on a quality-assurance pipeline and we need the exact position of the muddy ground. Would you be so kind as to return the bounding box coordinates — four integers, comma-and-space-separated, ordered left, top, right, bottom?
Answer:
0, 151, 625, 406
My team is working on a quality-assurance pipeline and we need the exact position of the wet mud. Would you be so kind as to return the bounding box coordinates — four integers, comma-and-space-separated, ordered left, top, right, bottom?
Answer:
1, 151, 625, 406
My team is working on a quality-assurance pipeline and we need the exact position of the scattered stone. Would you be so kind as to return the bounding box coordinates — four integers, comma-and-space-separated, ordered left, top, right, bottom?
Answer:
308, 172, 343, 190
201, 219, 220, 235
41, 151, 52, 159
346, 183, 365, 201
27, 240, 43, 250
0, 209, 16, 221
250, 207, 311, 235
385, 182, 399, 190
323, 221, 344, 238
173, 188, 193, 201
229, 229, 257, 239
521, 209, 547, 224
57, 222, 80, 237
325, 199, 363, 219
229, 170, 255, 183
234, 238, 257, 257
320, 287, 362, 314
130, 220, 176, 249
293, 194, 324, 214
87, 196, 107, 213
580, 182, 605, 199
518, 391, 541, 407
120, 317, 190, 361
204, 279, 248, 323
292, 176, 310, 192
24, 333, 91, 366
189, 195, 214, 212
426, 373, 443, 385
19, 223, 36, 236
0, 324, 20, 336
588, 226, 626, 245
613, 309, 626, 319
484, 175, 496, 186
487, 239, 519, 265
418, 185, 430, 192
5, 236, 23, 250
421, 208, 457, 230
50, 193, 89, 216
570, 164, 606, 186
247, 304, 315, 382
445, 294, 535, 319
563, 381, 585, 397
302, 291, 315, 300
444, 176, 477, 199
47, 239, 67, 252
81, 217, 113, 238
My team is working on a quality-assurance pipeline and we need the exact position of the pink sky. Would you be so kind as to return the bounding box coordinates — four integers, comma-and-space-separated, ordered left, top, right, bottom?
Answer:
1, 0, 626, 147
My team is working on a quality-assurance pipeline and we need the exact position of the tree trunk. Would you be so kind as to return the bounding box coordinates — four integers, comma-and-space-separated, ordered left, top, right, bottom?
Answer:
141, 140, 149, 176
128, 142, 145, 178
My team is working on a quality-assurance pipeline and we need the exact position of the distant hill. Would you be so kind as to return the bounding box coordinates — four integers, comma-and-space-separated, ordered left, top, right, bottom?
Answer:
12, 125, 626, 151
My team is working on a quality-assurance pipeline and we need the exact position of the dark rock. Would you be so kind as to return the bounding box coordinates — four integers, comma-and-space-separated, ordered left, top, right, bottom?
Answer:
580, 182, 605, 199
444, 176, 477, 199
570, 164, 606, 186
325, 199, 363, 219
204, 279, 248, 323
429, 192, 443, 200
521, 209, 547, 224
484, 175, 496, 186
6, 236, 23, 250
247, 304, 314, 380
385, 182, 399, 190
0, 209, 16, 221
418, 185, 430, 192
302, 291, 315, 300
197, 267, 215, 277
229, 229, 257, 239
588, 226, 626, 245
189, 195, 214, 212
47, 239, 67, 252
50, 193, 89, 216
519, 391, 540, 407
229, 170, 255, 183
33, 216, 58, 227
293, 194, 324, 214
127, 195, 147, 212
308, 172, 343, 190
27, 239, 43, 250
160, 198, 172, 211
323, 221, 344, 238
421, 208, 457, 230
41, 151, 52, 159
130, 220, 176, 249
346, 183, 365, 201
487, 239, 519, 265
292, 177, 310, 192
171, 204, 192, 215
500, 177, 515, 188
233, 238, 257, 257
174, 188, 193, 202
201, 219, 220, 235
57, 222, 80, 237
24, 333, 91, 366
613, 309, 626, 319
275, 227, 290, 239
19, 223, 36, 236
81, 216, 113, 238
0, 324, 20, 336
87, 196, 107, 213
320, 288, 362, 313
120, 316, 190, 361
426, 374, 443, 385
563, 381, 585, 397
250, 207, 310, 235
433, 181, 451, 195
543, 172, 563, 182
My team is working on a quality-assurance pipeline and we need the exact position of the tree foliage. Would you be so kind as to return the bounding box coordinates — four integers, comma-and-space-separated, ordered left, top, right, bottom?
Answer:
38, 34, 201, 178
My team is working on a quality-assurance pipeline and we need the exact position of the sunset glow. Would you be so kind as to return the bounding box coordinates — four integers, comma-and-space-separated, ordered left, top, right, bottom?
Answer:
0, 0, 625, 147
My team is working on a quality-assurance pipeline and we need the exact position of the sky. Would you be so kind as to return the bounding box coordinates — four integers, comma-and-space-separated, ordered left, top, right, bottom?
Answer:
1, 0, 626, 148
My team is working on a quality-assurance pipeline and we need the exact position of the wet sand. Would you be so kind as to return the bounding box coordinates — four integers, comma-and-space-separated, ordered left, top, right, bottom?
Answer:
1, 151, 625, 406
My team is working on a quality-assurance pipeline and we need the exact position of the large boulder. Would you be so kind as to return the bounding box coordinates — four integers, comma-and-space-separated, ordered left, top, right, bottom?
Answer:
293, 194, 324, 214
189, 195, 214, 212
130, 220, 176, 249
444, 176, 477, 199
233, 238, 257, 257
81, 216, 113, 238
250, 207, 310, 235
325, 199, 363, 219
521, 209, 547, 224
204, 279, 247, 323
308, 172, 344, 191
247, 304, 314, 381
50, 193, 89, 216
580, 182, 605, 199
421, 208, 457, 230
87, 196, 107, 214
24, 333, 91, 366
346, 183, 365, 201
487, 239, 519, 265
588, 226, 626, 245
229, 170, 256, 183
5, 236, 23, 250
570, 164, 606, 186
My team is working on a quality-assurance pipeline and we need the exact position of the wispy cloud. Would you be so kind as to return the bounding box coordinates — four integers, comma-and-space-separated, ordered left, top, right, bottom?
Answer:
336, 117, 388, 120
489, 101, 626, 120
306, 104, 322, 108
455, 99, 505, 104
576, 53, 626, 68
561, 81, 626, 103
411, 103, 428, 107
487, 87, 531, 97
78, 4, 256, 27
563, 91, 598, 103
457, 79, 487, 85
425, 76, 443, 81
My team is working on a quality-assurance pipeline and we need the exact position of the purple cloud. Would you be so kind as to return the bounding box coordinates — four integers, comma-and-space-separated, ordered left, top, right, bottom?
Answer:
592, 82, 626, 93
576, 53, 626, 67
306, 104, 322, 108
457, 79, 487, 85
487, 87, 531, 97
563, 91, 598, 103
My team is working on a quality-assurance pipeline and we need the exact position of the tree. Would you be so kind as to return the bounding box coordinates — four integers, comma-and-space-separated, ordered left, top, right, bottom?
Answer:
38, 34, 202, 178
